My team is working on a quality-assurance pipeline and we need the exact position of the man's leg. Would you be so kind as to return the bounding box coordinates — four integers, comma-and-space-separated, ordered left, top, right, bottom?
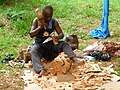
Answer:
59, 41, 76, 59
59, 41, 81, 63
30, 44, 45, 74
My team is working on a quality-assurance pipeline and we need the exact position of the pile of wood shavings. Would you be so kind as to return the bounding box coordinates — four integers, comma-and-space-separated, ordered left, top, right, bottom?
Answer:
32, 53, 114, 90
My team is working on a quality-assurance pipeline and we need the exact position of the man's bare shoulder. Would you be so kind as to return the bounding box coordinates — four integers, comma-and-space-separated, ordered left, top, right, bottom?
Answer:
32, 18, 38, 26
52, 19, 59, 25
33, 18, 38, 23
52, 19, 57, 22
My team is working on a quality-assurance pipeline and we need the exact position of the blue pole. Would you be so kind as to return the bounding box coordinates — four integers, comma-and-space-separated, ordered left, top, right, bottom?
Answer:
90, 0, 110, 39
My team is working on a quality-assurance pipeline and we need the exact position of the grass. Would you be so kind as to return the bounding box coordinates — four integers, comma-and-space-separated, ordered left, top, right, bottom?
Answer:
0, 0, 120, 75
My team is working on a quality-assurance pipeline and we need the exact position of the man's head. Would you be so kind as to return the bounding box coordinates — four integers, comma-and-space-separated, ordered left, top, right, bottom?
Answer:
43, 5, 53, 22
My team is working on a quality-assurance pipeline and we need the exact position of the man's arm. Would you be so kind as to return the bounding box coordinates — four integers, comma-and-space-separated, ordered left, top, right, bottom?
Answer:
54, 20, 64, 39
29, 18, 43, 37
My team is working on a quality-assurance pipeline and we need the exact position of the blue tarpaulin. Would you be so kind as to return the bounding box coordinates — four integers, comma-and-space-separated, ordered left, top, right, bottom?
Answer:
90, 0, 110, 39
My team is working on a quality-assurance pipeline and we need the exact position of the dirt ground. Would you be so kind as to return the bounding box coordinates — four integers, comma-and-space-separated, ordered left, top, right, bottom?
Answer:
0, 60, 119, 90
0, 70, 24, 90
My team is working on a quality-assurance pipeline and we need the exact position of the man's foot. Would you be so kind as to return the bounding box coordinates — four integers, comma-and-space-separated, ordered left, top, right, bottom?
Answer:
71, 57, 82, 63
38, 69, 47, 78
71, 57, 85, 66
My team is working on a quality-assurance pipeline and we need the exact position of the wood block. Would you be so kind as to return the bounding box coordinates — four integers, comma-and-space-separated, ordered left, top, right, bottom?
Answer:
61, 64, 70, 74
19, 49, 27, 59
49, 68, 56, 76
56, 71, 64, 76
54, 59, 64, 68
24, 52, 31, 63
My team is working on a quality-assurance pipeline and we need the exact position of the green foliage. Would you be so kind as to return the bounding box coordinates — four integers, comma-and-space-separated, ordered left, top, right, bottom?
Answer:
0, 19, 3, 27
115, 57, 120, 76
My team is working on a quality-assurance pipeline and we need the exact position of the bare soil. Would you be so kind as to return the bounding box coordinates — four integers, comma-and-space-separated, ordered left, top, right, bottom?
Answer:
0, 70, 24, 90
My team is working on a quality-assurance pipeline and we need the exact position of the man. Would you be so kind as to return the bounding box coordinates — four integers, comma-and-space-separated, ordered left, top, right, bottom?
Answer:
30, 5, 78, 77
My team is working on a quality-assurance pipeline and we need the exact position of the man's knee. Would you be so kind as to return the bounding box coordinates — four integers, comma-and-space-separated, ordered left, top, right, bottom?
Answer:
60, 41, 69, 47
30, 45, 39, 55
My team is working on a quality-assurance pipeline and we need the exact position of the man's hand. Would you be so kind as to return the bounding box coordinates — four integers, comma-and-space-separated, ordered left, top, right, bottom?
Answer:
30, 18, 44, 37
38, 19, 45, 28
52, 36, 58, 45
54, 20, 64, 39
54, 36, 58, 42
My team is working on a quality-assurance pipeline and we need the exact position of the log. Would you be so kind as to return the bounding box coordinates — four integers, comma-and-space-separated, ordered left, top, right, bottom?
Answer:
46, 53, 71, 75
54, 58, 64, 68
57, 71, 64, 76
19, 49, 27, 59
24, 52, 31, 63
49, 68, 56, 75
61, 59, 70, 74
49, 60, 63, 73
